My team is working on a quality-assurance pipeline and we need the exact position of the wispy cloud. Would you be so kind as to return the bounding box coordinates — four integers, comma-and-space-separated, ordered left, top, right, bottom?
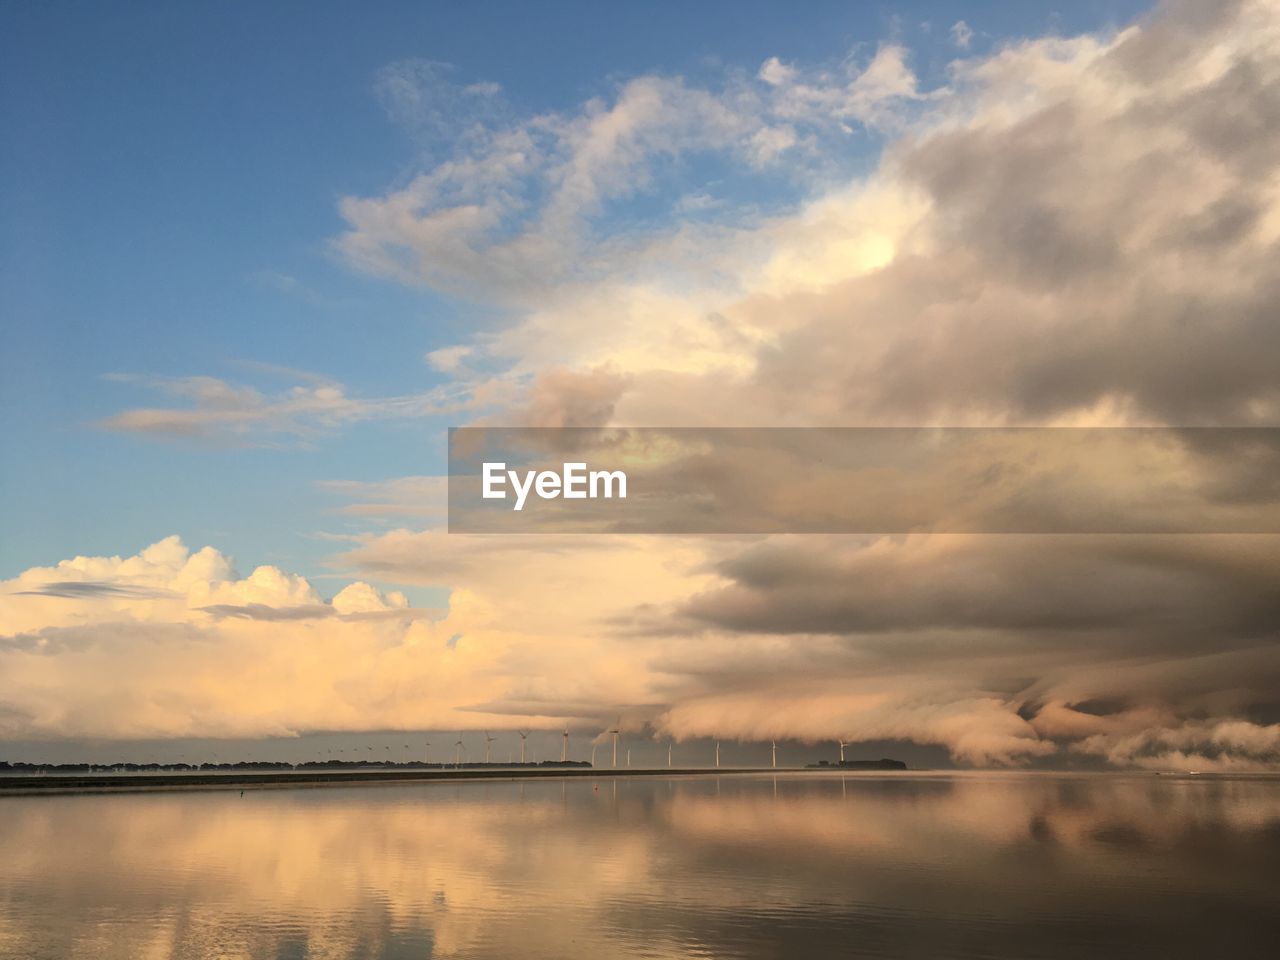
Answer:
335, 45, 934, 302
15, 581, 177, 600
319, 476, 447, 521
97, 370, 468, 444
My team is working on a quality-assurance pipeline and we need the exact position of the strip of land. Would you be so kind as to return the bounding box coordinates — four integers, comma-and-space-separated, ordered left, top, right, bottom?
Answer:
0, 766, 811, 796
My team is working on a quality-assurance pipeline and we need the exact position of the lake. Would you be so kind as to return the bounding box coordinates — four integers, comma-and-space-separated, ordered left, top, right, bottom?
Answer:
1, 772, 1277, 958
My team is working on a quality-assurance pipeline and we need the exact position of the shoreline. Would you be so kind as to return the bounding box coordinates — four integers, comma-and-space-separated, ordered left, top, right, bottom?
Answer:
0, 766, 804, 796
1, 767, 1265, 797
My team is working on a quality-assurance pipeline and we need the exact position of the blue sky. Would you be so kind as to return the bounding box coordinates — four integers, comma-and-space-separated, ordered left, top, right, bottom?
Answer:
0, 1, 1153, 584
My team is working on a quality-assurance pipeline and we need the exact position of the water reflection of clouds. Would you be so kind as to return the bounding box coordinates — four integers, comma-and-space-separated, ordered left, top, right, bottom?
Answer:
0, 775, 1277, 959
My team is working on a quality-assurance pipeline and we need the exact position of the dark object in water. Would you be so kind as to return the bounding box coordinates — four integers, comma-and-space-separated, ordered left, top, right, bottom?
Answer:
805, 758, 907, 770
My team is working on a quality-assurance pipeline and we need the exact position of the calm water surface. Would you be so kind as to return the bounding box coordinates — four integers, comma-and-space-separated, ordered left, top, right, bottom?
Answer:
1, 772, 1278, 959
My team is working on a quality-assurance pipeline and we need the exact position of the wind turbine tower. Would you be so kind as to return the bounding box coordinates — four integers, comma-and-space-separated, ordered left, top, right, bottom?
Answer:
483, 731, 496, 763
455, 740, 463, 765
561, 729, 569, 762
609, 720, 620, 769
839, 740, 847, 764
715, 741, 721, 768
771, 741, 777, 769
518, 731, 529, 764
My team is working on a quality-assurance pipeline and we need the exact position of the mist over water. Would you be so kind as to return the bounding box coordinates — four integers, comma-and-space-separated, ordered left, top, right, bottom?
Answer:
1, 773, 1277, 959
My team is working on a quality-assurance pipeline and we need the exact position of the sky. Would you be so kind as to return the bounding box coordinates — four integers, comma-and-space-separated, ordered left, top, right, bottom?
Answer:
2, 0, 1279, 769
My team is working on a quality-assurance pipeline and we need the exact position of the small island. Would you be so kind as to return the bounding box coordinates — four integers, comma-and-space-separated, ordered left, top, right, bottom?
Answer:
805, 759, 907, 770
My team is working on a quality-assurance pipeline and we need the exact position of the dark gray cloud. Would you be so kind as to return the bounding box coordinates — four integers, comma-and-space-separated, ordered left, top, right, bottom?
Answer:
15, 581, 176, 600
198, 603, 335, 622
448, 427, 1280, 534
198, 602, 434, 623
681, 535, 1280, 642
643, 532, 1280, 766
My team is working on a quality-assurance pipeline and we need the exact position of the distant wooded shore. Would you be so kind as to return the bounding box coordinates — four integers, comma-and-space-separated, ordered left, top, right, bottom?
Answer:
0, 761, 910, 796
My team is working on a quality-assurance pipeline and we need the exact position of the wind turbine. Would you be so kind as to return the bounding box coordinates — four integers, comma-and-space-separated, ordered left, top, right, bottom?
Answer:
454, 739, 464, 765
424, 740, 431, 764
838, 740, 848, 764
518, 730, 529, 764
715, 741, 721, 768
483, 731, 496, 763
667, 741, 673, 768
561, 729, 569, 762
590, 743, 598, 766
771, 741, 777, 769
609, 719, 620, 769
626, 748, 631, 767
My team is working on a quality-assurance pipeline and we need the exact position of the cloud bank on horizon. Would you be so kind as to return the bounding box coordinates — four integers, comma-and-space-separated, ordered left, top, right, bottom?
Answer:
4, 0, 1280, 770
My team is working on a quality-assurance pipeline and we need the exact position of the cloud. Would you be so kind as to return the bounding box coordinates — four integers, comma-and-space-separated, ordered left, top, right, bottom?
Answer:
649, 533, 1280, 764
0, 535, 708, 741
950, 20, 973, 50
334, 46, 930, 301
319, 476, 448, 522
425, 344, 472, 373
15, 581, 176, 600
507, 367, 630, 428
757, 57, 797, 87
197, 603, 335, 621
330, 522, 1280, 768
5, 527, 1278, 767
334, 0, 1280, 433
1075, 717, 1280, 772
375, 59, 509, 153
680, 534, 1280, 639
0, 538, 442, 738
332, 581, 409, 615
98, 370, 464, 444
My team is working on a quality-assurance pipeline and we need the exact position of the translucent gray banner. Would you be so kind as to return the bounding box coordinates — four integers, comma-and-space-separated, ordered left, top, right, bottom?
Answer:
448, 427, 1280, 534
